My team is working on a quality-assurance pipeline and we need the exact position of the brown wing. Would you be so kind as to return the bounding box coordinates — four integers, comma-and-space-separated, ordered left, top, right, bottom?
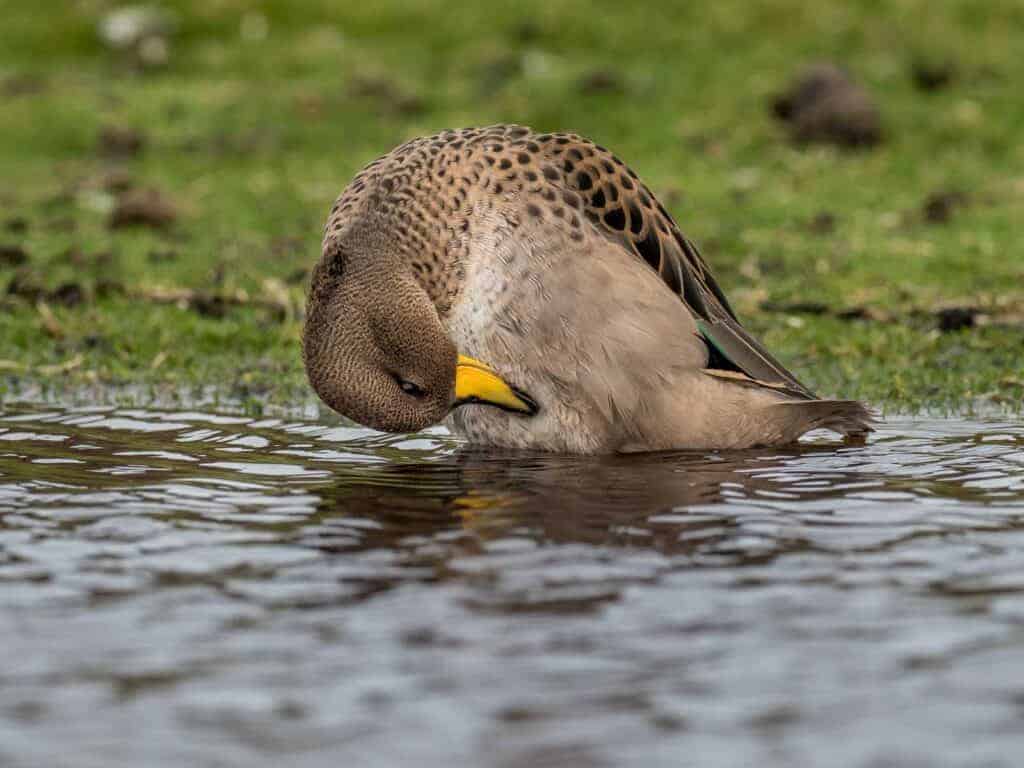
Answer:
525, 129, 817, 400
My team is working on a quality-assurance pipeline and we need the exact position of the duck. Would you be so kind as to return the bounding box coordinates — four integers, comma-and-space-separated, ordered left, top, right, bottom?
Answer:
303, 125, 873, 453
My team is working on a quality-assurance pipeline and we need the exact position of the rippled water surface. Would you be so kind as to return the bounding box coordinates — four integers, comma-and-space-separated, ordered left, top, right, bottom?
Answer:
2, 404, 1024, 767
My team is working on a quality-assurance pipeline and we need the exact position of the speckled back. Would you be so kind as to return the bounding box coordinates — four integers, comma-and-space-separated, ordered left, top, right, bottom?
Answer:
321, 124, 737, 322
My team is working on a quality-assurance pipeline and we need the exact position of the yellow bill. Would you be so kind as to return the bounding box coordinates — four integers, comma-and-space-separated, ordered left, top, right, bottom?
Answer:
454, 355, 538, 415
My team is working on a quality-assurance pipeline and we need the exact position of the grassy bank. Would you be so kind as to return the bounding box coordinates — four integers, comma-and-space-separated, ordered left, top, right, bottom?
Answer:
1, 0, 1022, 415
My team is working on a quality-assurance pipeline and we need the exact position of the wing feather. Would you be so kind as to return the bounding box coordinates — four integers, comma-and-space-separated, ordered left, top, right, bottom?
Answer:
533, 131, 817, 399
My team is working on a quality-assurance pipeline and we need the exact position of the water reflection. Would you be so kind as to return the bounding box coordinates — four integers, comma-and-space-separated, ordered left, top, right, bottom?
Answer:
313, 447, 816, 554
1, 404, 1024, 767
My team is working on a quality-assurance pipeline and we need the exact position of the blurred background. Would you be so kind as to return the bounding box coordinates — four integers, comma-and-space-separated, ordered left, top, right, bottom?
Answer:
1, 0, 1022, 413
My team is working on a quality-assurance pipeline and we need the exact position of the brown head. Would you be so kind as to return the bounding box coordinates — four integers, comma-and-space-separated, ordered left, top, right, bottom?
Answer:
303, 218, 536, 433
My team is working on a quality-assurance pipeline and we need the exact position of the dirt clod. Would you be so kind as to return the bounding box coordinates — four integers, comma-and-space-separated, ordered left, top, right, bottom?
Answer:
937, 307, 978, 332
98, 126, 146, 158
922, 190, 967, 224
578, 69, 623, 94
50, 282, 85, 308
912, 58, 956, 92
512, 20, 543, 43
348, 76, 426, 117
808, 211, 837, 234
0, 244, 29, 267
772, 63, 882, 148
100, 168, 136, 192
191, 294, 226, 318
109, 187, 177, 229
6, 271, 90, 307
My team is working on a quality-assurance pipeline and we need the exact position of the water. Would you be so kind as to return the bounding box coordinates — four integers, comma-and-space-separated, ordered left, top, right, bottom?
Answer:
1, 404, 1024, 768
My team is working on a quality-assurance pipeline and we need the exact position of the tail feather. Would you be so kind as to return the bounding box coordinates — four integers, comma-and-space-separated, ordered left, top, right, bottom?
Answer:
701, 368, 876, 446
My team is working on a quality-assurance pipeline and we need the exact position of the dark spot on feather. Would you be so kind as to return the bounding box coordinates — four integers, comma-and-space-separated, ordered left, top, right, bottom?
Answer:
524, 170, 538, 182
628, 202, 644, 233
526, 141, 540, 153
636, 227, 662, 271
620, 174, 634, 190
517, 152, 530, 164
601, 159, 615, 173
499, 158, 512, 169
567, 148, 583, 161
590, 188, 606, 208
576, 171, 593, 190
526, 203, 542, 218
607, 184, 619, 202
542, 166, 559, 181
603, 207, 626, 230
562, 190, 580, 207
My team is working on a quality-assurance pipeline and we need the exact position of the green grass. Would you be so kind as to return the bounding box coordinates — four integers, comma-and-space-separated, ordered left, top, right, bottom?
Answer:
1, 0, 1022, 415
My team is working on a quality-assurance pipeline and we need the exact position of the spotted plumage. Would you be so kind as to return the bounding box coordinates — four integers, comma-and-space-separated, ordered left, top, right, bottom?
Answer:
305, 125, 873, 452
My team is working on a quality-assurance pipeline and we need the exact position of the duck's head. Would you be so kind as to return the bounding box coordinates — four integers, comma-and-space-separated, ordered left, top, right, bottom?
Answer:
303, 224, 538, 433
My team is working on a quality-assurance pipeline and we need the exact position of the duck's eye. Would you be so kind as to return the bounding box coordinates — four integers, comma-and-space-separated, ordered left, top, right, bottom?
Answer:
397, 379, 425, 398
